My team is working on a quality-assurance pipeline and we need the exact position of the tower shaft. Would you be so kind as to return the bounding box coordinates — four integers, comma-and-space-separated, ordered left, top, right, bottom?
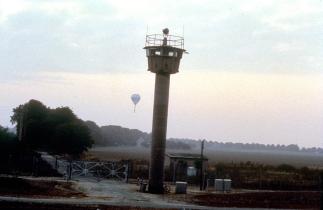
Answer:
148, 73, 170, 193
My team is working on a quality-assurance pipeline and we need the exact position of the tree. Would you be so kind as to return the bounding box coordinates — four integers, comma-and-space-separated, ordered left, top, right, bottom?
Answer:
11, 100, 93, 156
85, 121, 104, 145
46, 107, 94, 156
11, 99, 49, 149
50, 121, 93, 155
0, 126, 18, 153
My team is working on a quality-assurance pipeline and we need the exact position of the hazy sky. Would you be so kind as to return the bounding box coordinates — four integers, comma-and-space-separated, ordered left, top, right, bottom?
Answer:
0, 0, 322, 148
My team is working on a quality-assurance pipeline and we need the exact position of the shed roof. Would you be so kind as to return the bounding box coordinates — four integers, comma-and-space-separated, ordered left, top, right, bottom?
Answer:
166, 153, 208, 161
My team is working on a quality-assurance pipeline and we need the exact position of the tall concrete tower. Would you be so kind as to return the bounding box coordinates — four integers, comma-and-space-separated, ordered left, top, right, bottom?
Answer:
144, 28, 186, 193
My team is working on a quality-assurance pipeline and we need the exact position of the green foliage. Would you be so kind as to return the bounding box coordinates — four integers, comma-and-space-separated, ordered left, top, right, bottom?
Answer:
85, 122, 191, 149
0, 126, 18, 153
100, 125, 149, 146
85, 121, 105, 145
11, 100, 48, 148
50, 121, 93, 155
11, 99, 93, 156
0, 126, 16, 142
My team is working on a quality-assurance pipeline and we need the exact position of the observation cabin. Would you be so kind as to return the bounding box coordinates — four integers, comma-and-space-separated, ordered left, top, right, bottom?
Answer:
144, 28, 186, 74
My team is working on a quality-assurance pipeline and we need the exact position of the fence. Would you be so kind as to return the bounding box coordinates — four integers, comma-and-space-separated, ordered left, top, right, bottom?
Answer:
54, 159, 129, 182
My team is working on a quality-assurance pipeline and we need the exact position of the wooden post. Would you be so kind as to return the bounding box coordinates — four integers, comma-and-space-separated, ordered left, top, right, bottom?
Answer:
172, 159, 178, 183
200, 140, 205, 191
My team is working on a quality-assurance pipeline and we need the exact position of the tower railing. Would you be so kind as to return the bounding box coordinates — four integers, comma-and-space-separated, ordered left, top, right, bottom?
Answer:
145, 34, 184, 49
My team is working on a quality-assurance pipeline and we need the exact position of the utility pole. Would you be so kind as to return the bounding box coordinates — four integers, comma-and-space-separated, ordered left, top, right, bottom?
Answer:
200, 139, 205, 191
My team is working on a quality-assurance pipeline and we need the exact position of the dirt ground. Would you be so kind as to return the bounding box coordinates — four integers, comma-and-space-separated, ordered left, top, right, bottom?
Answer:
0, 201, 179, 210
0, 176, 320, 209
170, 191, 320, 209
0, 176, 84, 198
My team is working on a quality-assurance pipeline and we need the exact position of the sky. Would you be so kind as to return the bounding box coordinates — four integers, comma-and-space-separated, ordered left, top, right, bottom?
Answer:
0, 0, 322, 148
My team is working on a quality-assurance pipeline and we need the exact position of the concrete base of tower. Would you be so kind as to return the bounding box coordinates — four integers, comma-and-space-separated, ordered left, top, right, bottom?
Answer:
148, 181, 164, 194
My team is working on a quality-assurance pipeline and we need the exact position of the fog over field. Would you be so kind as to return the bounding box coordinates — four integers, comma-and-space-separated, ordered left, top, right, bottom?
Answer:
89, 145, 323, 168
84, 121, 323, 168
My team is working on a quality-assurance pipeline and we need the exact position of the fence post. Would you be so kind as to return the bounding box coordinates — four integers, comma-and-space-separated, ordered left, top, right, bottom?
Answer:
67, 161, 72, 180
55, 156, 58, 170
8, 154, 12, 174
126, 160, 129, 183
31, 155, 35, 177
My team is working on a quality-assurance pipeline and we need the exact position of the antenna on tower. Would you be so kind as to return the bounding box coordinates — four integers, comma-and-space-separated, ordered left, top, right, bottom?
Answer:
182, 25, 185, 37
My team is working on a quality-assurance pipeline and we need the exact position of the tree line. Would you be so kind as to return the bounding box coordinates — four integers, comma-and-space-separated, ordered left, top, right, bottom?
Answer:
85, 120, 322, 154
85, 121, 191, 150
8, 99, 93, 156
2, 99, 321, 157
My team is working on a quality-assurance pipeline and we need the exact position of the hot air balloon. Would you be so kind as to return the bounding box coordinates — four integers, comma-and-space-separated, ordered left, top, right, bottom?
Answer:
131, 94, 141, 112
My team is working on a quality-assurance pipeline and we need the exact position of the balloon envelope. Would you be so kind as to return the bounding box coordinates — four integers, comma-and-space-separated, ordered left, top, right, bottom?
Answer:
131, 94, 141, 105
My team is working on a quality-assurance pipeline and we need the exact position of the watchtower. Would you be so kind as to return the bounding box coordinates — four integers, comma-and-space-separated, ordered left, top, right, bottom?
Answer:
144, 28, 185, 74
144, 28, 186, 194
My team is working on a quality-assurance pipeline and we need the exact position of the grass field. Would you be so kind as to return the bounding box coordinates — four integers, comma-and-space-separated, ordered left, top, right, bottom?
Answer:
88, 146, 323, 168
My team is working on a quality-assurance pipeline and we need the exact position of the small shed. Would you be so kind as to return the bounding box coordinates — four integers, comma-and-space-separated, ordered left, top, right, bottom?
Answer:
166, 153, 208, 183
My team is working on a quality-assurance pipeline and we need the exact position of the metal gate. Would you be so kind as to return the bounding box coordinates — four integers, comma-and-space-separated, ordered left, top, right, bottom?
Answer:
57, 160, 129, 182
